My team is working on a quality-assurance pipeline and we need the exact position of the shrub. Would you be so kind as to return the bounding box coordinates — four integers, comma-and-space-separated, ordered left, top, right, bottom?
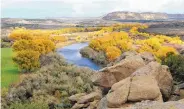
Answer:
1, 42, 11, 48
75, 36, 81, 42
155, 46, 178, 60
51, 36, 68, 43
9, 102, 49, 109
40, 52, 67, 67
12, 50, 40, 72
3, 53, 95, 109
162, 53, 184, 83
80, 47, 108, 65
1, 36, 12, 42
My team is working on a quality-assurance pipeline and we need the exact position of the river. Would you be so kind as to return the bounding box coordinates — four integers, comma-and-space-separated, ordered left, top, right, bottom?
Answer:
57, 43, 101, 70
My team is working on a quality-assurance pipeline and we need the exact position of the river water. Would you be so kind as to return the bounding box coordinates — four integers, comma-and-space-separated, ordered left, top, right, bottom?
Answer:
57, 43, 101, 70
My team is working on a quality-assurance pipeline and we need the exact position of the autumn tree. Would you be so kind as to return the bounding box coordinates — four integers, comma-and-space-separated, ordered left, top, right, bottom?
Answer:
9, 28, 33, 41
105, 46, 121, 61
13, 50, 40, 72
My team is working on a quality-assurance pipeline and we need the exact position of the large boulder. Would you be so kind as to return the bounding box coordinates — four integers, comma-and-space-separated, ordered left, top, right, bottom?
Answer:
92, 55, 145, 88
131, 62, 173, 100
128, 75, 162, 102
107, 77, 131, 108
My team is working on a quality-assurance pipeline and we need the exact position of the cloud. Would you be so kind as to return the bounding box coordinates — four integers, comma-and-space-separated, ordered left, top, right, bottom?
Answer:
1, 0, 184, 18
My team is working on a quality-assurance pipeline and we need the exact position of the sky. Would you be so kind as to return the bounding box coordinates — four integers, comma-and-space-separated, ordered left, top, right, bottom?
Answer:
1, 0, 184, 18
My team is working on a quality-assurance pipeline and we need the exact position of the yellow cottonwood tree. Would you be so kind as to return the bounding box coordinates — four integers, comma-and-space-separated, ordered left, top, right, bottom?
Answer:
13, 50, 40, 72
105, 46, 121, 61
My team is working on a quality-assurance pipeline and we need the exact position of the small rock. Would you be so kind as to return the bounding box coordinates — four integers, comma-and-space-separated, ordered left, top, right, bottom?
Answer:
71, 103, 85, 109
78, 92, 102, 104
69, 93, 86, 102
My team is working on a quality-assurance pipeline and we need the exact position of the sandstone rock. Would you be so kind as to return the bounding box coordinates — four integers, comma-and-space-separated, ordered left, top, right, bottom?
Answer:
121, 51, 138, 58
154, 93, 164, 102
108, 55, 145, 82
71, 103, 85, 109
93, 55, 145, 88
97, 97, 108, 109
128, 75, 162, 102
111, 77, 131, 91
131, 100, 184, 109
172, 85, 180, 95
103, 12, 168, 21
179, 99, 184, 103
107, 78, 131, 108
139, 52, 156, 63
168, 95, 180, 101
78, 92, 102, 104
92, 72, 117, 88
107, 51, 138, 67
69, 93, 86, 102
132, 62, 173, 99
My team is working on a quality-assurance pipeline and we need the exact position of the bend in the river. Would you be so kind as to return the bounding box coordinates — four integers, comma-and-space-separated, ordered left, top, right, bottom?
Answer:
57, 43, 101, 70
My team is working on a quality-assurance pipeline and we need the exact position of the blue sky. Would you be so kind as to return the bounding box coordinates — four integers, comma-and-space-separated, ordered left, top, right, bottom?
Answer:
2, 0, 184, 18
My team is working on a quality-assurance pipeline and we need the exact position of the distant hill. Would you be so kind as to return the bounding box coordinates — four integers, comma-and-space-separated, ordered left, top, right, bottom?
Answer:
102, 11, 184, 21
168, 14, 184, 20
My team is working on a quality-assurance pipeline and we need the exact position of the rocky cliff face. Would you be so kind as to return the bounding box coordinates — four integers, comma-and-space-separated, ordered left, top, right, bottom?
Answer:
103, 11, 184, 20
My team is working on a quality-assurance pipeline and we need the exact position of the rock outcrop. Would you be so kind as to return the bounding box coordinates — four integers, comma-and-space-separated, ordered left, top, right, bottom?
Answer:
132, 62, 173, 100
92, 55, 145, 88
107, 77, 131, 108
104, 75, 163, 108
102, 11, 168, 20
129, 99, 184, 109
128, 75, 162, 102
102, 11, 184, 21
75, 51, 179, 109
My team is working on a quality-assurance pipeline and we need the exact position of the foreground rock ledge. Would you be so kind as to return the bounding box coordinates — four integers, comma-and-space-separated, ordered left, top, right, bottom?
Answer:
92, 55, 145, 88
